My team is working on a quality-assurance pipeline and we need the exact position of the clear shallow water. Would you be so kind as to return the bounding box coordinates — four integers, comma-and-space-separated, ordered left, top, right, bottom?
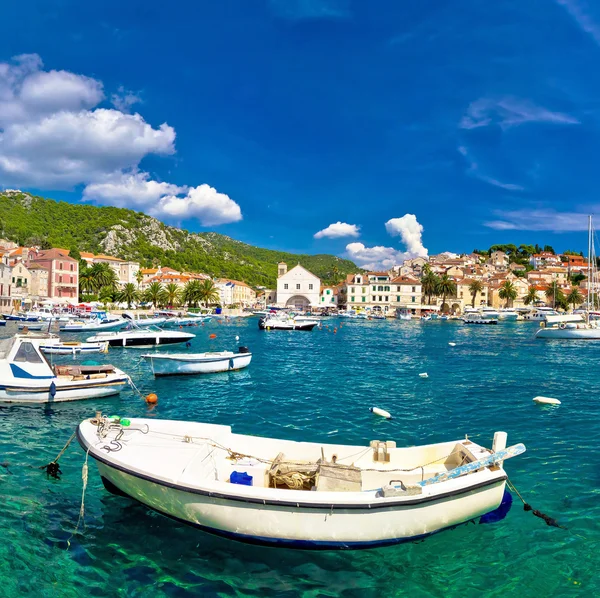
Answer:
1, 318, 598, 597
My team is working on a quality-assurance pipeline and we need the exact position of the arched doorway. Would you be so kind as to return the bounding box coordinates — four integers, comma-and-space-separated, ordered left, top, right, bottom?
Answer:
286, 295, 311, 310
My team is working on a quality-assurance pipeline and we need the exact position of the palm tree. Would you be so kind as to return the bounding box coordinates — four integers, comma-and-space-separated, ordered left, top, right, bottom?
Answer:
98, 286, 114, 309
436, 274, 456, 313
79, 267, 95, 295
566, 287, 583, 311
163, 283, 181, 307
524, 286, 539, 305
182, 280, 202, 308
117, 283, 140, 309
90, 263, 117, 292
421, 270, 440, 305
545, 280, 564, 309
144, 282, 164, 308
198, 279, 220, 307
135, 269, 144, 289
468, 280, 484, 307
498, 280, 518, 308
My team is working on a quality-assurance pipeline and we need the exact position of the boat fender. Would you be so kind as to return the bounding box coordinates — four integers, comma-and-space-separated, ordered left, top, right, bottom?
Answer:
238, 346, 250, 353
448, 342, 456, 347
370, 407, 392, 419
145, 393, 158, 404
533, 396, 561, 405
559, 323, 566, 329
540, 321, 545, 328
49, 381, 56, 398
419, 372, 428, 378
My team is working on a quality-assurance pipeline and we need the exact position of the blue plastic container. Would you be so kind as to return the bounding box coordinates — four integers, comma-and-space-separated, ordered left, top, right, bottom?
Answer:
215, 307, 223, 314
230, 471, 253, 486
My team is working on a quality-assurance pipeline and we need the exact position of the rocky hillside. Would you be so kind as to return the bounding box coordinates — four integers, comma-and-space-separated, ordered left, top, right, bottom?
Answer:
0, 191, 358, 287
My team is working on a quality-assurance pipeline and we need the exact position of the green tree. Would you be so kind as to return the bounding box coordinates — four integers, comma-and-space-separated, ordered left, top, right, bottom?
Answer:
468, 280, 484, 307
198, 279, 220, 307
436, 274, 456, 313
79, 266, 95, 295
566, 287, 583, 311
163, 283, 181, 307
182, 280, 202, 307
89, 263, 118, 292
117, 283, 140, 309
498, 280, 518, 308
98, 286, 115, 308
144, 282, 164, 308
524, 286, 539, 305
421, 269, 440, 305
135, 269, 144, 288
545, 280, 564, 309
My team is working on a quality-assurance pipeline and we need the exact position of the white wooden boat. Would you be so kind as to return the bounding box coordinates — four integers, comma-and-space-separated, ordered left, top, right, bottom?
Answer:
122, 313, 167, 327
87, 326, 195, 348
77, 418, 524, 549
40, 340, 109, 355
18, 322, 45, 331
142, 347, 252, 376
259, 314, 318, 331
60, 317, 125, 332
0, 335, 129, 404
498, 309, 519, 320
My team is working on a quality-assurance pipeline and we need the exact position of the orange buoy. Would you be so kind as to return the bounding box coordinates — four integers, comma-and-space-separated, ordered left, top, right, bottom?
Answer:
145, 393, 158, 404
209, 333, 217, 339
334, 328, 337, 333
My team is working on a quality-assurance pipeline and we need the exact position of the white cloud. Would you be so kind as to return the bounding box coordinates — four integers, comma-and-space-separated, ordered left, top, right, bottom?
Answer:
460, 96, 579, 131
385, 214, 428, 257
457, 145, 525, 192
346, 214, 428, 270
314, 221, 360, 239
0, 53, 243, 227
268, 0, 350, 21
556, 0, 600, 47
155, 184, 242, 226
484, 208, 590, 231
83, 172, 186, 208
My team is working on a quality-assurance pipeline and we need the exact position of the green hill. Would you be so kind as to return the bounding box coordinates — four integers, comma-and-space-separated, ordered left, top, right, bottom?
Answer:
0, 191, 358, 287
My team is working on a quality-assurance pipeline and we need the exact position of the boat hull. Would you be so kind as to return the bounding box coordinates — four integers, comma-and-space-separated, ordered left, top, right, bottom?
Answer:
102, 335, 193, 348
259, 320, 317, 331
0, 376, 129, 404
91, 458, 505, 549
144, 353, 252, 376
536, 327, 600, 339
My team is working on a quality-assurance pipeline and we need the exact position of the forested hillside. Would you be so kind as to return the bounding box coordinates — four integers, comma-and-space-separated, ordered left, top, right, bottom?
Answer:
0, 191, 358, 287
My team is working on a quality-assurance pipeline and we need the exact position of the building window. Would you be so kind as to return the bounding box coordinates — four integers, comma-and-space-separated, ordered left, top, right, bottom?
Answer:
411, 297, 416, 303
412, 286, 416, 292
362, 297, 366, 302
70, 264, 74, 271
351, 296, 355, 302
321, 297, 324, 302
397, 296, 400, 302
331, 298, 335, 303
396, 286, 400, 292
362, 287, 365, 294
326, 289, 330, 294
59, 262, 63, 270
309, 284, 313, 290
384, 286, 390, 292
70, 276, 74, 284
378, 286, 383, 291
284, 284, 288, 290
296, 284, 300, 290
351, 287, 355, 293
379, 296, 383, 301
385, 296, 388, 302
59, 276, 63, 283
372, 286, 376, 291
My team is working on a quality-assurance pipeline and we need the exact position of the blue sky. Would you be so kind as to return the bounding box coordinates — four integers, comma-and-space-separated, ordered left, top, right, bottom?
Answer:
1, 0, 600, 268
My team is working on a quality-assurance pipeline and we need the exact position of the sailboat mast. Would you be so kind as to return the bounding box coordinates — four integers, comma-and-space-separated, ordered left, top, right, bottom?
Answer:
588, 215, 593, 320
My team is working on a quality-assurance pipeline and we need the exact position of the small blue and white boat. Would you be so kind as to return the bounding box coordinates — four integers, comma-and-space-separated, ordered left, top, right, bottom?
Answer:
142, 347, 252, 376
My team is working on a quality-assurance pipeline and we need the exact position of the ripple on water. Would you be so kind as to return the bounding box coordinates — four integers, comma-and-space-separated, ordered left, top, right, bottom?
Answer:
1, 318, 600, 596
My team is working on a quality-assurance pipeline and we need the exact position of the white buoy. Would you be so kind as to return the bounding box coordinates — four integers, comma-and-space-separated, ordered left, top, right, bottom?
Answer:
370, 407, 392, 419
419, 372, 429, 378
533, 396, 561, 405
235, 336, 239, 341
448, 342, 456, 347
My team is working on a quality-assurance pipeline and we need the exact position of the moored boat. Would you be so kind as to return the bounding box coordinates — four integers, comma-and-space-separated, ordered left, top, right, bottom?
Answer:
0, 335, 129, 404
142, 346, 252, 376
259, 313, 318, 331
535, 314, 600, 339
463, 312, 498, 325
60, 317, 126, 332
39, 340, 109, 354
87, 326, 195, 348
77, 417, 524, 549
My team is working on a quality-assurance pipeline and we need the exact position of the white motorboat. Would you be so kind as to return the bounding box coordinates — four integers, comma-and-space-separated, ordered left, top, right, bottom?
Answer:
122, 313, 167, 327
498, 308, 519, 320
40, 340, 109, 355
162, 317, 201, 327
60, 317, 126, 332
87, 326, 195, 348
463, 312, 498, 325
259, 313, 319, 331
535, 314, 600, 339
396, 308, 412, 320
0, 335, 129, 404
18, 322, 45, 331
480, 307, 500, 319
142, 347, 252, 376
77, 417, 524, 549
522, 307, 559, 321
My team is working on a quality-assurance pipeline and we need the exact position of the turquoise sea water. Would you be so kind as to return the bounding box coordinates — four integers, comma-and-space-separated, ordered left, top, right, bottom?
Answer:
1, 317, 598, 597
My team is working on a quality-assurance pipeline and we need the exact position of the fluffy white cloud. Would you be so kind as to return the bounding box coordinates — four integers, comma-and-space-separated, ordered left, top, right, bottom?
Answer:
155, 184, 242, 226
346, 214, 429, 270
384, 214, 428, 258
83, 172, 186, 208
0, 53, 243, 227
314, 221, 360, 239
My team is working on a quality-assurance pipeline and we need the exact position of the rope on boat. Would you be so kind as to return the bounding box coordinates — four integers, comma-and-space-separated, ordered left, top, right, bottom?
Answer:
506, 476, 566, 529
67, 448, 90, 549
39, 431, 77, 479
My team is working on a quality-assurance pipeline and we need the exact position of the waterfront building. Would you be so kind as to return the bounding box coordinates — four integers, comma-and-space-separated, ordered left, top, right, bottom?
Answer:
529, 251, 562, 269
0, 252, 12, 313
81, 252, 140, 286
28, 263, 50, 301
217, 279, 256, 306
319, 286, 338, 308
33, 248, 79, 303
275, 263, 320, 309
390, 276, 424, 315
456, 278, 489, 308
487, 250, 510, 270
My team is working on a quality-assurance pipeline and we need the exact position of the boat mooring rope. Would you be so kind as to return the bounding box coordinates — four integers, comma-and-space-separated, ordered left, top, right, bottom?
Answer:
506, 476, 566, 529
67, 448, 90, 549
39, 430, 77, 479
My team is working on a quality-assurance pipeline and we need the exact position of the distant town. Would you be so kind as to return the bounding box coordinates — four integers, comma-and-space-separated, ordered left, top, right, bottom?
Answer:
0, 239, 592, 315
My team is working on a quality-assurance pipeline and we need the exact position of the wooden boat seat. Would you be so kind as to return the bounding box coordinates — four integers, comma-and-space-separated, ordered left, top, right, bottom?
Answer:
54, 365, 114, 376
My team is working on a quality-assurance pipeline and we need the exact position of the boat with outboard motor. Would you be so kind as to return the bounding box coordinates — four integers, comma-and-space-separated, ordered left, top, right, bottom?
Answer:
60, 317, 126, 332
77, 417, 524, 549
259, 313, 319, 331
535, 313, 600, 339
142, 346, 252, 376
0, 335, 129, 404
463, 312, 498, 325
87, 325, 195, 348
